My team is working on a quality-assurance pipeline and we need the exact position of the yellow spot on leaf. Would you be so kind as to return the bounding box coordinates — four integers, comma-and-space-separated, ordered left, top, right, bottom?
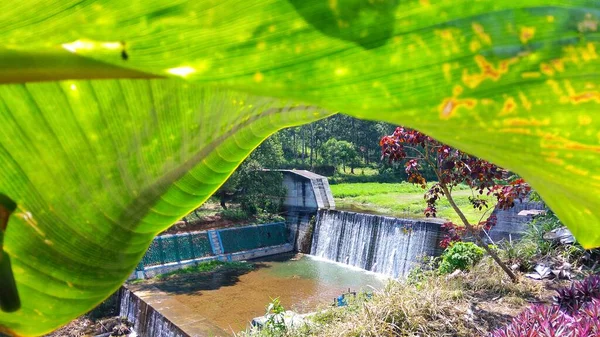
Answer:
551, 59, 565, 72
503, 118, 549, 127
442, 63, 452, 81
453, 85, 463, 96
547, 15, 555, 23
499, 97, 517, 116
519, 26, 535, 44
439, 98, 477, 120
462, 55, 518, 88
257, 41, 266, 51
570, 91, 600, 104
435, 28, 461, 54
469, 40, 481, 52
521, 72, 541, 78
518, 92, 532, 111
545, 157, 565, 165
565, 165, 589, 176
581, 42, 598, 61
472, 23, 492, 45
540, 133, 600, 153
546, 80, 564, 96
328, 0, 338, 11
540, 63, 554, 76
335, 68, 348, 76
419, 0, 430, 6
499, 128, 531, 135
579, 115, 593, 125
253, 72, 264, 83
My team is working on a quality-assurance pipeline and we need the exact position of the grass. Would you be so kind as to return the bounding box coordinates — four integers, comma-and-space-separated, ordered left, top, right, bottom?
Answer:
239, 256, 548, 337
330, 182, 492, 224
130, 260, 254, 282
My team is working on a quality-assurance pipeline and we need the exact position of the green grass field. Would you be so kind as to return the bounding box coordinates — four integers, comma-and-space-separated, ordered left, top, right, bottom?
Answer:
330, 182, 493, 224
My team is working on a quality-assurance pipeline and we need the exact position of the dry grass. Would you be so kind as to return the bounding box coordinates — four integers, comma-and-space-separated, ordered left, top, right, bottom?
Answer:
241, 257, 551, 337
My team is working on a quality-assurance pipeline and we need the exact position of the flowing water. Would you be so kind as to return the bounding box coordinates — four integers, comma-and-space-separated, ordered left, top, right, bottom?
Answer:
131, 253, 385, 333
311, 209, 443, 278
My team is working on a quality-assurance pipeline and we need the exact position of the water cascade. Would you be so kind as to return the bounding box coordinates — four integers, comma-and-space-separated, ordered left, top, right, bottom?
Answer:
311, 209, 444, 278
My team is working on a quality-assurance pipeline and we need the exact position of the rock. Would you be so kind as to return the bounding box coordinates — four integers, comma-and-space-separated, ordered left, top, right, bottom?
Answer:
526, 264, 553, 280
543, 227, 575, 245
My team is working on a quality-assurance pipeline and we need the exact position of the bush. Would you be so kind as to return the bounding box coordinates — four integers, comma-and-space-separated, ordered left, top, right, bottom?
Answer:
491, 275, 600, 337
438, 242, 485, 274
554, 275, 600, 314
220, 208, 249, 221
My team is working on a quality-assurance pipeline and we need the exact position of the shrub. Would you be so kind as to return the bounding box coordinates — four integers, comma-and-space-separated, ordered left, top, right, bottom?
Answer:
554, 275, 600, 314
438, 242, 485, 274
490, 300, 600, 337
220, 208, 249, 221
262, 297, 287, 336
491, 275, 600, 337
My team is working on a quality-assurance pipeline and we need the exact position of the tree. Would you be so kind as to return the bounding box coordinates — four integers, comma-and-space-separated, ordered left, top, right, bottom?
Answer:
215, 134, 286, 215
380, 127, 531, 282
319, 138, 361, 173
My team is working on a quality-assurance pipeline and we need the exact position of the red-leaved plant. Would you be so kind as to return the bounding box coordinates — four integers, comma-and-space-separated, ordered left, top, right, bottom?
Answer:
491, 275, 600, 337
381, 127, 531, 282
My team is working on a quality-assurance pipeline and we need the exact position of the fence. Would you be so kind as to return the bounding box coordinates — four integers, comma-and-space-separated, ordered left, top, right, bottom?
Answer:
219, 222, 288, 254
136, 222, 290, 271
137, 231, 213, 270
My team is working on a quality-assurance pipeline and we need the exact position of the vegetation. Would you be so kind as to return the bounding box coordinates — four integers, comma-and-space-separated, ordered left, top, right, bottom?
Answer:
381, 126, 532, 281
330, 182, 489, 224
144, 260, 252, 281
261, 298, 288, 336
215, 135, 287, 216
1, 1, 599, 335
438, 242, 485, 275
242, 214, 600, 337
279, 115, 394, 171
490, 276, 600, 337
240, 255, 545, 337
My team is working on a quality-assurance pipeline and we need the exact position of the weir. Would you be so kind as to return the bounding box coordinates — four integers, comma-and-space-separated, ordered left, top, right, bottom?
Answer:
311, 209, 444, 278
119, 170, 544, 336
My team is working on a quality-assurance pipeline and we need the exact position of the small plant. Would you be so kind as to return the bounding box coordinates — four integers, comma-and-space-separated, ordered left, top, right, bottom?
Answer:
154, 261, 252, 280
554, 275, 600, 314
263, 297, 287, 335
438, 242, 485, 274
221, 208, 250, 221
491, 275, 600, 337
490, 300, 600, 337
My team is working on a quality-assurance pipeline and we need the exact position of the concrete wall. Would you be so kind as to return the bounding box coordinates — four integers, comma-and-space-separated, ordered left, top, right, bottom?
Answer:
280, 170, 335, 211
138, 243, 291, 278
120, 286, 230, 337
488, 200, 545, 242
277, 170, 335, 252
134, 222, 294, 279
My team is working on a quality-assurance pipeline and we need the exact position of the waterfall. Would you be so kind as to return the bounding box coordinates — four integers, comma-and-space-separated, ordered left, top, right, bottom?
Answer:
311, 209, 444, 278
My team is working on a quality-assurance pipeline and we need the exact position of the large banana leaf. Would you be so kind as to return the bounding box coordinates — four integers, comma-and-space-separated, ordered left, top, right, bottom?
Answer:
1, 0, 599, 335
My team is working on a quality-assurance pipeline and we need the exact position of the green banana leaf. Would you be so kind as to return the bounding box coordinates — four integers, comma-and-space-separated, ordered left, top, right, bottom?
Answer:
1, 0, 599, 335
